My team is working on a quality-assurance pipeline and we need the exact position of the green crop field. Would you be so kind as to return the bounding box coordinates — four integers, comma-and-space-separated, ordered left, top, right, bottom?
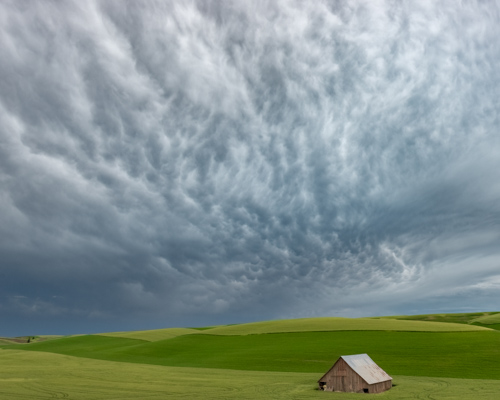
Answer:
195, 316, 490, 335
1, 313, 500, 399
97, 327, 200, 341
471, 313, 500, 325
1, 349, 500, 400
99, 316, 491, 342
14, 330, 500, 379
378, 311, 500, 329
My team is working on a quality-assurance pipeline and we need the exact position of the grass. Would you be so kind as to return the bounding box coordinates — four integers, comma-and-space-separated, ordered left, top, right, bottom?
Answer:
378, 311, 500, 331
0, 335, 65, 345
2, 313, 500, 399
379, 312, 500, 326
0, 348, 322, 400
0, 337, 30, 345
196, 317, 490, 335
96, 327, 200, 342
1, 349, 500, 400
471, 313, 500, 324
480, 323, 500, 330
189, 326, 220, 330
12, 330, 500, 379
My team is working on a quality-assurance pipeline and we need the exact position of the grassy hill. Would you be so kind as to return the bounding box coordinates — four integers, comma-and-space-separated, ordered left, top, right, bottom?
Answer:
1, 312, 500, 399
471, 313, 500, 325
378, 311, 500, 330
194, 316, 491, 335
0, 335, 62, 345
96, 327, 200, 341
3, 349, 500, 400
16, 330, 500, 379
4, 315, 498, 380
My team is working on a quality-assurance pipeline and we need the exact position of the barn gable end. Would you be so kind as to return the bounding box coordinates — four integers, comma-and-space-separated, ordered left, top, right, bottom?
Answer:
318, 354, 392, 393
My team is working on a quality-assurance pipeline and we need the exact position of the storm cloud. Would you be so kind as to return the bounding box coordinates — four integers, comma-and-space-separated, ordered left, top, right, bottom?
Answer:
1, 0, 500, 335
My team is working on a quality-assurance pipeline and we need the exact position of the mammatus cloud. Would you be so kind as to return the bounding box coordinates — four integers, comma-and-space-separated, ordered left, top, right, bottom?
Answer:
1, 0, 499, 335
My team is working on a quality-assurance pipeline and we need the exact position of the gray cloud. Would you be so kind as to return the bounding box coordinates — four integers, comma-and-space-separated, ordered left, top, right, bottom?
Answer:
1, 0, 500, 335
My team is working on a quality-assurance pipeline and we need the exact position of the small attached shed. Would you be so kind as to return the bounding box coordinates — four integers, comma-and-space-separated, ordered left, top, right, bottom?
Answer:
318, 354, 392, 394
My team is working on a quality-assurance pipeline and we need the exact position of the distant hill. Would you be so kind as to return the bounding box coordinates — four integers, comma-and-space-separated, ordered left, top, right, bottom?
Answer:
97, 327, 201, 342
2, 312, 499, 381
378, 311, 500, 330
94, 315, 491, 342
190, 316, 491, 335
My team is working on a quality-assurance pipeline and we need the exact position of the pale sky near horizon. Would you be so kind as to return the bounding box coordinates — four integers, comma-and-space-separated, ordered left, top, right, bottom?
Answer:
1, 0, 500, 336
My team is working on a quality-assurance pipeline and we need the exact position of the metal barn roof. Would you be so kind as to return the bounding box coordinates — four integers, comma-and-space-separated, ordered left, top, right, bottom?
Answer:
341, 354, 392, 385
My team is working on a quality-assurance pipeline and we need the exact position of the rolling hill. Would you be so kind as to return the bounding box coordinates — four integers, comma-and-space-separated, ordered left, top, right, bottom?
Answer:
1, 312, 499, 399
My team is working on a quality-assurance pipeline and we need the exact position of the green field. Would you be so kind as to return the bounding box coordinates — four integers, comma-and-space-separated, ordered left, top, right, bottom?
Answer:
379, 311, 500, 329
97, 327, 200, 341
1, 313, 500, 399
194, 317, 490, 335
1, 349, 500, 400
0, 335, 64, 346
14, 330, 500, 379
471, 313, 500, 324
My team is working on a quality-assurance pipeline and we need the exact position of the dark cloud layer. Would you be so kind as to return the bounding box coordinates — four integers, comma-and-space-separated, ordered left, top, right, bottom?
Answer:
1, 0, 500, 336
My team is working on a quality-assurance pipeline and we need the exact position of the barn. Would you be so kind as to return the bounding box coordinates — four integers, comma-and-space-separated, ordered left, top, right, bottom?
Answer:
318, 354, 392, 394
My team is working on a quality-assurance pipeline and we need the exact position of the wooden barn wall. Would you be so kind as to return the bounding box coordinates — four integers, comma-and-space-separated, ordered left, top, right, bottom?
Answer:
323, 358, 366, 393
369, 380, 392, 394
320, 358, 392, 393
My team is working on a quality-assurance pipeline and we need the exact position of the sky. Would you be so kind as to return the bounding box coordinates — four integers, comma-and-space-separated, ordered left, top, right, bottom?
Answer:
1, 0, 500, 336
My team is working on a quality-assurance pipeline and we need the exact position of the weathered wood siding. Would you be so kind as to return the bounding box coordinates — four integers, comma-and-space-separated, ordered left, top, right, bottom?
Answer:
319, 358, 391, 393
369, 380, 392, 393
